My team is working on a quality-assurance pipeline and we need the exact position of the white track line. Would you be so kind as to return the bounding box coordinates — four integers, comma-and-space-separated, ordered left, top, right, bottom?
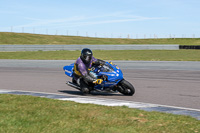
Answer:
1, 89, 200, 112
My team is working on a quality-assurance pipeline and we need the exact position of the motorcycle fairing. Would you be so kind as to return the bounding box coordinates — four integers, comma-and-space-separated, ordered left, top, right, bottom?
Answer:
63, 62, 124, 90
63, 63, 74, 77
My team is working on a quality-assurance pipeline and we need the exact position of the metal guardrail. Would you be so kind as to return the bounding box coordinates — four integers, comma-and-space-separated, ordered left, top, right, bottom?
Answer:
0, 44, 180, 51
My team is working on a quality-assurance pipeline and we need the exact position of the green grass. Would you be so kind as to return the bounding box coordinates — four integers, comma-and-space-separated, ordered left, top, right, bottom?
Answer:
1, 32, 200, 45
0, 50, 200, 61
0, 94, 199, 133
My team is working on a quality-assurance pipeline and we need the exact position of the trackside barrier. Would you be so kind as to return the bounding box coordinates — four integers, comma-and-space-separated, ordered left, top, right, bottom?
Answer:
180, 45, 200, 50
0, 44, 179, 51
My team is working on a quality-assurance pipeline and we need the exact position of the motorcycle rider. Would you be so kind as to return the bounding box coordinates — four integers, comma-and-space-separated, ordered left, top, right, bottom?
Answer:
73, 48, 105, 94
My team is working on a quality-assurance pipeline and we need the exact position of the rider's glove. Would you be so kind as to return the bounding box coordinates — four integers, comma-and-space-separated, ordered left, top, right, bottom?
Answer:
93, 79, 103, 84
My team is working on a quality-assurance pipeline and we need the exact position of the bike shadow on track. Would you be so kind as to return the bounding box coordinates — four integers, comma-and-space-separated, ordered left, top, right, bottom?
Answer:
58, 90, 123, 96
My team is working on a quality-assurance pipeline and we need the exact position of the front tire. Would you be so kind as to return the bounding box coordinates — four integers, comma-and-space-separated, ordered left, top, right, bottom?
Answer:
117, 79, 135, 96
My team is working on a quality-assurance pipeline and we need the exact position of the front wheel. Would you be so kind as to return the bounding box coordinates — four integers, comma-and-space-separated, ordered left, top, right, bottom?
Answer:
117, 79, 135, 96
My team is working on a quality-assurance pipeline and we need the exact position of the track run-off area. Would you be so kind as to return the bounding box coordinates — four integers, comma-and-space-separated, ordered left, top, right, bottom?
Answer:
0, 60, 200, 119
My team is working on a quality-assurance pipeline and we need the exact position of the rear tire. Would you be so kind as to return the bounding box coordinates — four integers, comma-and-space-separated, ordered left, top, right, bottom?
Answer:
117, 79, 135, 96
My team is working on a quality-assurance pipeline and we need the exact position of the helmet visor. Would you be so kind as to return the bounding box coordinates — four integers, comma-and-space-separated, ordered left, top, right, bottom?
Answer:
84, 55, 92, 63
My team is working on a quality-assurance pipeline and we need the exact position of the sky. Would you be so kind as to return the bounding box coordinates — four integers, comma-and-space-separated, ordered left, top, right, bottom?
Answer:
0, 0, 199, 38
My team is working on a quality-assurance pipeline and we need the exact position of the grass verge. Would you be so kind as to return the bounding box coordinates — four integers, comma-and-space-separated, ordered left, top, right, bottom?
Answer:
0, 50, 200, 61
1, 32, 200, 45
0, 94, 199, 133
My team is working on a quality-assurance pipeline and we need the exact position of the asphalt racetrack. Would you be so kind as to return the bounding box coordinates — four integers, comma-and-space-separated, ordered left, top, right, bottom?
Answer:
0, 60, 200, 110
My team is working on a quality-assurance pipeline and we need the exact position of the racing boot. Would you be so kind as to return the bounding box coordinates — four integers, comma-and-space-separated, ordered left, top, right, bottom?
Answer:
81, 87, 90, 94
80, 79, 90, 94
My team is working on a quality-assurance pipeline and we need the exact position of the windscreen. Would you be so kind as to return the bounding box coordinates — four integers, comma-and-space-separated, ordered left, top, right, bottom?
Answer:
101, 64, 114, 72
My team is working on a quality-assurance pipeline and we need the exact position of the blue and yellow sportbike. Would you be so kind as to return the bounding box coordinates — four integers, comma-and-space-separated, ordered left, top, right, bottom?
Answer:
63, 62, 135, 96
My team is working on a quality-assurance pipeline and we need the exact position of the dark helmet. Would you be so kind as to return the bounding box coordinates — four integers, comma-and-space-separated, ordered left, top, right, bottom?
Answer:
80, 48, 93, 64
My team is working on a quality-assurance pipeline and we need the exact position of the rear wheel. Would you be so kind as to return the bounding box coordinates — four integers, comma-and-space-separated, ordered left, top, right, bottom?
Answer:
117, 79, 135, 96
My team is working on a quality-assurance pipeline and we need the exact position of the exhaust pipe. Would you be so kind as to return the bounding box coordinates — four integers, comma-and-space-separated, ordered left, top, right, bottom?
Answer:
66, 81, 81, 90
